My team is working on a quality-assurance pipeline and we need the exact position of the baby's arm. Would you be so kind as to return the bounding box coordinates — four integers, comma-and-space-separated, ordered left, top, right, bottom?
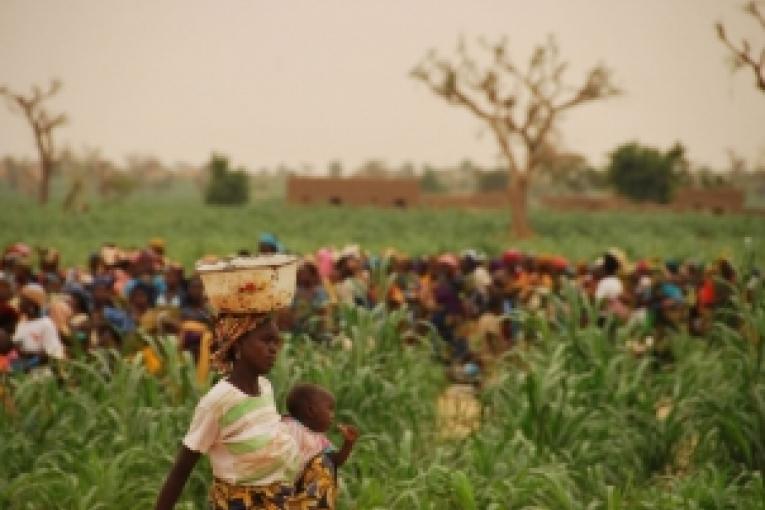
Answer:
329, 423, 359, 468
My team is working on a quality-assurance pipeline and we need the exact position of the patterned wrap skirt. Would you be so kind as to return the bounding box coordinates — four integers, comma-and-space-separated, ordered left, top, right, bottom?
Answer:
211, 453, 336, 510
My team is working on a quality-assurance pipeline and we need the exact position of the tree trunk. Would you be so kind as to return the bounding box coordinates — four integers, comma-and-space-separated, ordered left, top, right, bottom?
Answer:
32, 125, 50, 205
508, 173, 533, 239
62, 175, 83, 211
39, 158, 51, 204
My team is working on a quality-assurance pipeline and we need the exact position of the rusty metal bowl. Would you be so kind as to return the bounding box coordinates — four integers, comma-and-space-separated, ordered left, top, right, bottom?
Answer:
195, 254, 297, 314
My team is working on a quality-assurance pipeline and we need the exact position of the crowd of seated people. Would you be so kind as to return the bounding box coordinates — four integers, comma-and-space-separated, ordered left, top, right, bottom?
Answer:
0, 234, 759, 381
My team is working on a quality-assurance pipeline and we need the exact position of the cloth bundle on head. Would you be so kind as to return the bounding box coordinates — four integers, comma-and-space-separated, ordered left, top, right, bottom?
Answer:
20, 283, 47, 308
0, 271, 12, 287
100, 244, 120, 267
210, 313, 269, 373
258, 233, 284, 253
4, 243, 32, 259
606, 247, 631, 274
42, 248, 60, 265
70, 313, 89, 328
149, 237, 166, 250
551, 255, 570, 273
461, 249, 485, 263
315, 248, 334, 278
339, 244, 361, 260
49, 297, 73, 335
502, 249, 523, 266
437, 253, 459, 270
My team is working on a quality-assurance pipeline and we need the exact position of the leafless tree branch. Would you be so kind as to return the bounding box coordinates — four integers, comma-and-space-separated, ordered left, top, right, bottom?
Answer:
0, 79, 67, 204
716, 2, 765, 92
412, 37, 618, 237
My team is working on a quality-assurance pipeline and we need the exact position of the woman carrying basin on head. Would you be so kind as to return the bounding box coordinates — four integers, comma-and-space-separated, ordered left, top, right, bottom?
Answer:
155, 255, 339, 510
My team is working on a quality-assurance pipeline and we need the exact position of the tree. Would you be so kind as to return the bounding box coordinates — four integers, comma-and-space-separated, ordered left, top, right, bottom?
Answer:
716, 1, 765, 92
354, 159, 389, 178
532, 146, 600, 193
204, 154, 250, 205
607, 142, 687, 203
0, 80, 67, 204
327, 159, 343, 178
396, 161, 416, 178
476, 169, 508, 192
420, 166, 446, 193
412, 37, 618, 238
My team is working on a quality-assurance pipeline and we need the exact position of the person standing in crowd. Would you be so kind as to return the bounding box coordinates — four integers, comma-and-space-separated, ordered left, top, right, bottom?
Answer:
595, 251, 629, 323
289, 260, 330, 339
334, 249, 369, 308
258, 233, 283, 255
0, 274, 19, 337
12, 283, 65, 368
157, 264, 186, 307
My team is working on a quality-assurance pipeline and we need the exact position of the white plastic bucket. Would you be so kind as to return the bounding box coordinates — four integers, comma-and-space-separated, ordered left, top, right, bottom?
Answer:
196, 255, 297, 314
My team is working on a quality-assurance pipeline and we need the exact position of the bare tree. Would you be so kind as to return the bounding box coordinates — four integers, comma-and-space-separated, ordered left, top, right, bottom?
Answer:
716, 1, 765, 92
412, 37, 619, 238
0, 80, 67, 204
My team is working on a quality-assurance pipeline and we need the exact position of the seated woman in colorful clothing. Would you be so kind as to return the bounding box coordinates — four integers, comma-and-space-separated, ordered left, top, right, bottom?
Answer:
282, 383, 359, 475
289, 262, 330, 340
12, 283, 66, 368
0, 329, 19, 373
155, 314, 339, 510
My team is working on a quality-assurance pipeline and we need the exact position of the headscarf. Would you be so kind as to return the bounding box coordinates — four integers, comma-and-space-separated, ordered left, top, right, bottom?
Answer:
315, 248, 334, 279
258, 233, 284, 253
210, 313, 269, 373
20, 283, 47, 308
48, 296, 73, 335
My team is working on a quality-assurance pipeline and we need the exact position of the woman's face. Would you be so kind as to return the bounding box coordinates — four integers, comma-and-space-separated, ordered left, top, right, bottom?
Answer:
237, 321, 282, 375
0, 281, 12, 302
165, 268, 183, 288
19, 296, 40, 318
296, 266, 311, 288
129, 288, 151, 312
187, 277, 205, 303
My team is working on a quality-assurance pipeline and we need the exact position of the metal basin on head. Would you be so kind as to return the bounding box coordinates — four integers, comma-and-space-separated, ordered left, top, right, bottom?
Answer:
196, 254, 297, 314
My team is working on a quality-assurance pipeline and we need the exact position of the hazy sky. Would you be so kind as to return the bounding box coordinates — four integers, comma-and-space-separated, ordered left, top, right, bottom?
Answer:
1, 0, 764, 172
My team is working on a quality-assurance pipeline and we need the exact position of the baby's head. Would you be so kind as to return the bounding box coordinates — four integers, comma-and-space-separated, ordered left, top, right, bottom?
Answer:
286, 383, 335, 433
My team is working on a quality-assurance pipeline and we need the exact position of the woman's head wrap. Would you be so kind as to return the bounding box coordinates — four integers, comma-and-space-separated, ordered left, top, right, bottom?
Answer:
20, 283, 47, 308
210, 313, 270, 373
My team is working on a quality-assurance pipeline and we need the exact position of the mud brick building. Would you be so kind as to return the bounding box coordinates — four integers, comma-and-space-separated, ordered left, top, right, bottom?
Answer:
287, 175, 755, 215
540, 188, 746, 214
672, 188, 744, 214
286, 176, 420, 208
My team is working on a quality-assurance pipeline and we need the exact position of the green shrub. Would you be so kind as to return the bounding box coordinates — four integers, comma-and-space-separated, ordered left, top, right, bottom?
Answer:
607, 142, 685, 203
204, 154, 249, 205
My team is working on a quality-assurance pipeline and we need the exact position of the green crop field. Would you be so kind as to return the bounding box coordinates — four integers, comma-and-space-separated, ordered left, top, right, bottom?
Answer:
2, 190, 764, 268
2, 189, 765, 509
2, 294, 764, 509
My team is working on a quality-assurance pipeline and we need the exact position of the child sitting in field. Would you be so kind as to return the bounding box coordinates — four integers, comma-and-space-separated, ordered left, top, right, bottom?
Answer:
281, 383, 359, 474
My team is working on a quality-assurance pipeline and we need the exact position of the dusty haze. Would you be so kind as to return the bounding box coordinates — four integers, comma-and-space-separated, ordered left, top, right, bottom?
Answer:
1, 0, 764, 171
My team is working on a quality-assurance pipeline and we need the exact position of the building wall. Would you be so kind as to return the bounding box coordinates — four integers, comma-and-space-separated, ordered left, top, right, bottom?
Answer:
673, 188, 744, 213
422, 191, 509, 209
540, 188, 746, 214
286, 176, 753, 215
286, 176, 421, 208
